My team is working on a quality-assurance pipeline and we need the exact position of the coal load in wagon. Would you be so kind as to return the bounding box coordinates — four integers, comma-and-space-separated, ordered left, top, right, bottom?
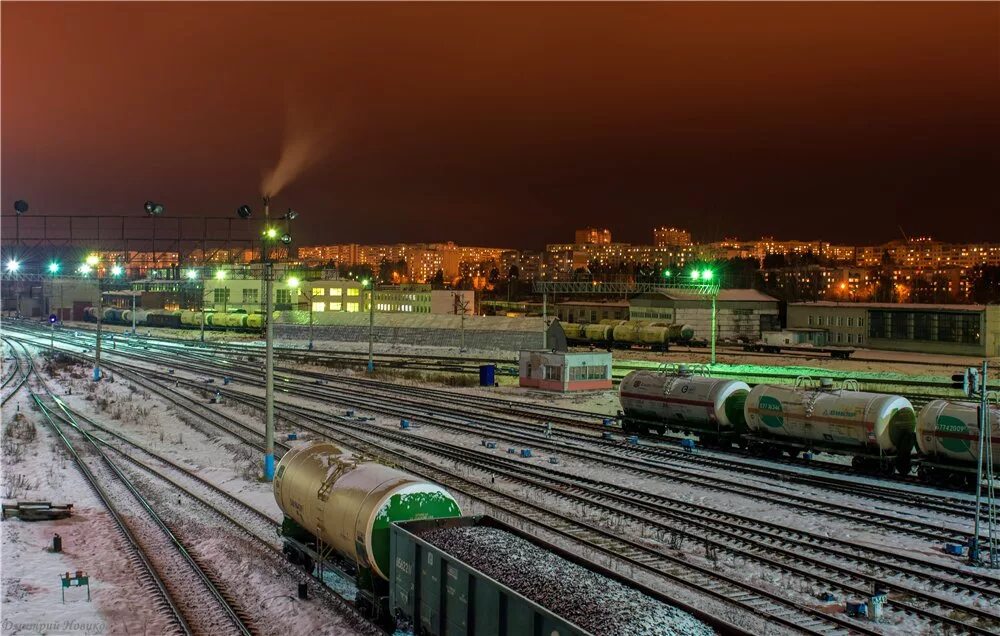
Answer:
420, 526, 714, 636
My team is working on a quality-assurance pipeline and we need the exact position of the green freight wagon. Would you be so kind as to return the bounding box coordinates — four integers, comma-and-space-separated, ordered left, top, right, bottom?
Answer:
390, 516, 742, 636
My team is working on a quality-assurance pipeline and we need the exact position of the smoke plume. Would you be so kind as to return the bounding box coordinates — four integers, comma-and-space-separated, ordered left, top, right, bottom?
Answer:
260, 99, 335, 198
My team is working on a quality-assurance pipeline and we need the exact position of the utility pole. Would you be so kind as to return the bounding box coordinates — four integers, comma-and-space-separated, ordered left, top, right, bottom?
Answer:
131, 291, 137, 337
710, 292, 718, 366
93, 262, 102, 381
367, 279, 375, 373
969, 361, 997, 567
542, 289, 547, 350
263, 197, 276, 482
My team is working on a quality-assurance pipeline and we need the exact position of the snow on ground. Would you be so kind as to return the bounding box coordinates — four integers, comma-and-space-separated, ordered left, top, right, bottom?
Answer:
1, 388, 173, 635
2, 354, 371, 635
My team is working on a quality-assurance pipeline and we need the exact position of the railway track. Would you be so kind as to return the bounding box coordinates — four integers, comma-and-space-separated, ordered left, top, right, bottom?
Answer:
166, 374, 1000, 635
10, 327, 1000, 632
10, 340, 242, 635
9, 325, 987, 532
9, 320, 990, 498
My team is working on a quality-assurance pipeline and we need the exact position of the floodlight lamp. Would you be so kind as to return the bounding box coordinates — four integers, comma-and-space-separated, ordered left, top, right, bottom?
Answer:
265, 227, 278, 239
13, 200, 29, 215
111, 265, 123, 276
285, 208, 298, 220
48, 262, 60, 274
280, 233, 292, 245
85, 254, 100, 267
5, 259, 20, 272
702, 270, 713, 281
287, 276, 300, 288
186, 269, 198, 280
690, 270, 700, 280
215, 270, 227, 280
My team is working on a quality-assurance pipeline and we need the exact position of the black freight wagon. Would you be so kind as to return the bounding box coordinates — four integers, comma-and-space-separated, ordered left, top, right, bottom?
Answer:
390, 515, 749, 636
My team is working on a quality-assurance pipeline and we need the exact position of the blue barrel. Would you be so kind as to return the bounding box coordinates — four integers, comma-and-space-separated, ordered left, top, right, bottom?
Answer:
628, 435, 639, 445
486, 441, 497, 449
287, 433, 298, 441
520, 449, 532, 458
479, 364, 496, 386
603, 418, 614, 427
400, 419, 410, 429
944, 543, 964, 556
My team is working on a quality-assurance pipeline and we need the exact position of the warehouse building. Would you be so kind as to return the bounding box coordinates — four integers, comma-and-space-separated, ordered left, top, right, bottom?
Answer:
787, 301, 1000, 357
628, 289, 780, 341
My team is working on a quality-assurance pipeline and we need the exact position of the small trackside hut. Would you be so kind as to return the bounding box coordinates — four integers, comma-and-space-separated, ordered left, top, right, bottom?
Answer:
518, 350, 612, 392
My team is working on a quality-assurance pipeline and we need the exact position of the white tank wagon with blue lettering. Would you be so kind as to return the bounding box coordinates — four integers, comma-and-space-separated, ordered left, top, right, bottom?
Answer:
916, 400, 1000, 487
619, 366, 751, 446
743, 379, 917, 475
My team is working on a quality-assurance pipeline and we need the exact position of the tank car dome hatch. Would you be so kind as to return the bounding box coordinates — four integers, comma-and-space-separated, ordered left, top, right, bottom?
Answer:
273, 442, 461, 580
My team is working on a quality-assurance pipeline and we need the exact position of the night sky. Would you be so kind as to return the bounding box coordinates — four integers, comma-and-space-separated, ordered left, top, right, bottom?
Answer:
2, 2, 997, 249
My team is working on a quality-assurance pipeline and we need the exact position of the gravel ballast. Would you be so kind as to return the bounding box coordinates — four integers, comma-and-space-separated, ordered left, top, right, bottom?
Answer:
420, 525, 716, 636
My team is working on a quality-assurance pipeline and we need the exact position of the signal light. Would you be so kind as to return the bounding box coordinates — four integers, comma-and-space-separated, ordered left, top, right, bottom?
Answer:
111, 265, 123, 277
265, 227, 278, 239
690, 270, 700, 280
280, 233, 292, 245
662, 270, 672, 278
702, 270, 713, 280
49, 314, 58, 324
951, 368, 979, 396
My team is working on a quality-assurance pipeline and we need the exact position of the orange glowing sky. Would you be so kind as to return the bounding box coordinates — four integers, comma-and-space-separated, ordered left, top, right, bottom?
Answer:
2, 2, 998, 247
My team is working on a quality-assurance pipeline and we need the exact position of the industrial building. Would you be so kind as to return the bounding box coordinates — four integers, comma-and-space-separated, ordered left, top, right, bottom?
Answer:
788, 301, 1000, 357
554, 301, 629, 324
628, 289, 780, 341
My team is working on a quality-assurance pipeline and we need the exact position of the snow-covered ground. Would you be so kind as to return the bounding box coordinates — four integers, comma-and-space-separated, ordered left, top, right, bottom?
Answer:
1, 354, 373, 635
5, 328, 998, 635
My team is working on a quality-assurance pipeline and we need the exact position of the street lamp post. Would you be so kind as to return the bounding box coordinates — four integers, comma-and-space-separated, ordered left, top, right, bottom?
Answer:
363, 278, 375, 373
85, 255, 103, 381
237, 198, 295, 482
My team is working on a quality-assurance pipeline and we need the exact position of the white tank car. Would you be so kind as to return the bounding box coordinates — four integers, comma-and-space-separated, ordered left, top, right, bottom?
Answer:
917, 400, 1000, 473
619, 369, 750, 439
744, 382, 916, 472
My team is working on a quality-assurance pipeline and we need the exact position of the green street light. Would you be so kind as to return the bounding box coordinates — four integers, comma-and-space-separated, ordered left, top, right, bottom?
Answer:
85, 254, 100, 267
702, 269, 713, 281
662, 270, 672, 278
361, 278, 370, 287
48, 262, 60, 274
287, 276, 300, 289
111, 265, 123, 277
265, 227, 278, 239
78, 264, 93, 275
186, 269, 198, 280
690, 270, 700, 280
215, 270, 227, 280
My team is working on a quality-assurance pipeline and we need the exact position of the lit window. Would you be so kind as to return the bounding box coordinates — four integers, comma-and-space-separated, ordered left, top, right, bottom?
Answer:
330, 302, 342, 311
347, 288, 360, 297
346, 302, 360, 312
312, 288, 325, 296
312, 301, 325, 312
331, 288, 343, 297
